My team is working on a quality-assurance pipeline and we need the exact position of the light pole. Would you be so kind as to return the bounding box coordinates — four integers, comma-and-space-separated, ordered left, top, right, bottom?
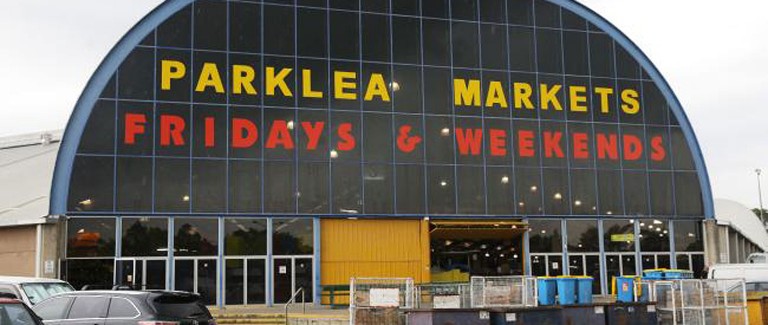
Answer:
757, 169, 765, 225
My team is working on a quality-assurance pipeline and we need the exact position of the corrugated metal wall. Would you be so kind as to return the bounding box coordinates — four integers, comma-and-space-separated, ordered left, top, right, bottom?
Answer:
321, 219, 430, 286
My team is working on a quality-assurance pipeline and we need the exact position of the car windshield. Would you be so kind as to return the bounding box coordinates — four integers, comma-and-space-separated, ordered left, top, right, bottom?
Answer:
0, 303, 38, 325
21, 283, 75, 305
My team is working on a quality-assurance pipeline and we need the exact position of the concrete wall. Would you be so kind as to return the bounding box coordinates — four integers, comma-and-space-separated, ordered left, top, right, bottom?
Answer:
0, 225, 36, 276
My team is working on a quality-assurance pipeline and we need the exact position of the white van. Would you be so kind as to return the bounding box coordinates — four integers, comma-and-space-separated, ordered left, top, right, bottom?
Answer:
708, 263, 768, 292
0, 276, 74, 306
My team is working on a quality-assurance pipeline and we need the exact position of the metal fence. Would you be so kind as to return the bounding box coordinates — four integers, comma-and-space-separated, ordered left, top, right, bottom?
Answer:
349, 277, 414, 325
469, 276, 538, 308
414, 282, 471, 309
645, 278, 748, 325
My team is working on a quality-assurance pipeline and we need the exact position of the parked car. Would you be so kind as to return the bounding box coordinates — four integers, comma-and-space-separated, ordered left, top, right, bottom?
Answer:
0, 296, 45, 324
0, 276, 75, 306
32, 290, 216, 325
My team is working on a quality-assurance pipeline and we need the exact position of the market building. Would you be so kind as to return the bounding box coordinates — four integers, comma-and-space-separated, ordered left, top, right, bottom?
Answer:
3, 0, 765, 307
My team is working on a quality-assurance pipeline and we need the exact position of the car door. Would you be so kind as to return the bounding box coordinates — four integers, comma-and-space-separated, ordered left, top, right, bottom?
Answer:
32, 296, 74, 325
61, 296, 108, 325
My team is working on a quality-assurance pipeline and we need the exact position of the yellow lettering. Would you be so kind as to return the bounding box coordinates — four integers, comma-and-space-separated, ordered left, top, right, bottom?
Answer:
195, 62, 224, 93
569, 86, 587, 112
232, 65, 257, 95
484, 81, 508, 108
364, 73, 390, 102
454, 78, 481, 106
621, 89, 640, 114
513, 82, 534, 109
302, 69, 323, 98
334, 71, 357, 100
161, 60, 186, 91
539, 84, 563, 110
595, 87, 614, 113
266, 67, 293, 97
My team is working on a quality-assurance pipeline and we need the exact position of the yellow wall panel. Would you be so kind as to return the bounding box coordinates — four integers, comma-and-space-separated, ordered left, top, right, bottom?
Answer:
321, 219, 430, 286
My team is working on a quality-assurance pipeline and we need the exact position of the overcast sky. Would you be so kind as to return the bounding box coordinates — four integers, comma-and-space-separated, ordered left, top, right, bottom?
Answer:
1, 0, 766, 209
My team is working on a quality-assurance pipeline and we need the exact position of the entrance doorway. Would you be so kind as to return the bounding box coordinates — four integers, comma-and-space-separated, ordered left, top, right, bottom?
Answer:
429, 221, 526, 282
174, 258, 218, 305
273, 257, 314, 304
115, 258, 167, 290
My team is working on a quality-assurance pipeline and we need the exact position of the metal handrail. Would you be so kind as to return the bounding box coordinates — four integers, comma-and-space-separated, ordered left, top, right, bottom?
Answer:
283, 287, 306, 325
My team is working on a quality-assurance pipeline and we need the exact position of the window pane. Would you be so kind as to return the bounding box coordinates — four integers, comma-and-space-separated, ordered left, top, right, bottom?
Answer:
107, 298, 139, 318
67, 218, 116, 257
332, 163, 361, 214
225, 259, 244, 305
298, 162, 329, 214
64, 259, 114, 291
174, 218, 218, 256
229, 160, 262, 213
515, 167, 542, 215
528, 220, 562, 253
567, 220, 598, 252
122, 218, 168, 256
364, 164, 394, 214
396, 164, 425, 214
457, 166, 485, 214
273, 218, 314, 255
225, 219, 267, 256
675, 220, 703, 252
68, 156, 114, 213
427, 165, 455, 215
640, 219, 670, 252
486, 167, 514, 215
155, 158, 190, 213
603, 219, 634, 252
264, 161, 296, 213
192, 159, 226, 212
68, 296, 108, 319
247, 259, 266, 304
33, 297, 74, 320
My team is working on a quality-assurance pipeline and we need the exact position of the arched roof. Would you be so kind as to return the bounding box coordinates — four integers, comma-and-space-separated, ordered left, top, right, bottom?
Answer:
49, 0, 713, 218
714, 199, 768, 251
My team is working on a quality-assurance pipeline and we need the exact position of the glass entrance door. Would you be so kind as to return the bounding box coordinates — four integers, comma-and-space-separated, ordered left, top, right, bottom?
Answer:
225, 258, 266, 305
116, 258, 166, 290
174, 258, 218, 306
568, 254, 602, 294
273, 257, 314, 304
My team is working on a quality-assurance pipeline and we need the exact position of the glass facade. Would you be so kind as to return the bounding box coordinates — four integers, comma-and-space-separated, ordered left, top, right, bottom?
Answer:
65, 0, 704, 219
56, 0, 711, 306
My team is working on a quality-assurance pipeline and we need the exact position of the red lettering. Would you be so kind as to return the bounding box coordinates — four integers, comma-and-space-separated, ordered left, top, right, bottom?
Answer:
489, 129, 507, 156
124, 113, 146, 145
572, 132, 589, 159
205, 117, 215, 147
623, 134, 643, 160
650, 135, 666, 161
396, 125, 422, 153
231, 118, 258, 148
301, 121, 325, 150
265, 120, 295, 149
543, 131, 564, 158
596, 133, 618, 160
337, 123, 355, 151
160, 115, 186, 146
518, 130, 535, 157
455, 128, 483, 156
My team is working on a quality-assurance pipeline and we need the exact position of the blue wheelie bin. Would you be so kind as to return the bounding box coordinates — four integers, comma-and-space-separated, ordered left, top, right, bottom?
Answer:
537, 277, 557, 306
575, 277, 594, 304
556, 277, 577, 305
615, 276, 636, 303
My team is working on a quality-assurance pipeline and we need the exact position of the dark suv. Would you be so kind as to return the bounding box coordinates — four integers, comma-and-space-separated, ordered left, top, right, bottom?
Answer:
31, 290, 215, 325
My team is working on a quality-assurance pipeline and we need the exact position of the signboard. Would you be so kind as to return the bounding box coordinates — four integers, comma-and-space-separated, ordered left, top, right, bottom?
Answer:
369, 288, 400, 307
433, 295, 461, 309
611, 234, 635, 242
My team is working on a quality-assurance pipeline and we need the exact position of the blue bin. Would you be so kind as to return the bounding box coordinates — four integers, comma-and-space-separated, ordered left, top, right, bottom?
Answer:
556, 277, 577, 305
575, 277, 593, 304
664, 270, 693, 279
616, 276, 635, 303
643, 269, 664, 280
537, 278, 557, 306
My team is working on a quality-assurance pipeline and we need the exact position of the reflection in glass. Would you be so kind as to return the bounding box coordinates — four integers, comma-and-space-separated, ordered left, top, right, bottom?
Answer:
603, 219, 634, 252
65, 259, 114, 291
225, 219, 267, 256
674, 220, 703, 252
640, 219, 669, 252
67, 218, 116, 258
567, 220, 598, 252
122, 218, 168, 256
528, 220, 562, 253
174, 218, 218, 256
273, 218, 313, 255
